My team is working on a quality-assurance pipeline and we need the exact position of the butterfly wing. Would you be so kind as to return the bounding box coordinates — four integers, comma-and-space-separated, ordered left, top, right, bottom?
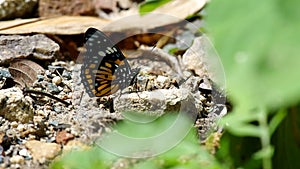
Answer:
81, 28, 135, 97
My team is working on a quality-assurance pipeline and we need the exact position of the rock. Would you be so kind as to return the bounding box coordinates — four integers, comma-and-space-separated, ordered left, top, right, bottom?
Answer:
114, 88, 198, 119
52, 76, 62, 85
0, 68, 13, 89
17, 124, 26, 132
37, 74, 44, 82
0, 145, 3, 155
39, 0, 95, 17
62, 70, 72, 80
25, 140, 61, 163
0, 87, 34, 123
0, 68, 11, 79
63, 140, 90, 153
0, 0, 38, 20
117, 0, 132, 9
0, 34, 60, 65
55, 130, 74, 144
9, 155, 24, 164
47, 83, 61, 94
10, 121, 18, 128
45, 70, 53, 78
182, 36, 210, 78
19, 148, 30, 157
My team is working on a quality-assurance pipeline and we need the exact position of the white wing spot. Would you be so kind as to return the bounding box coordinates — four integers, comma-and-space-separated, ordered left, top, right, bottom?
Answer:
107, 47, 114, 53
98, 51, 106, 56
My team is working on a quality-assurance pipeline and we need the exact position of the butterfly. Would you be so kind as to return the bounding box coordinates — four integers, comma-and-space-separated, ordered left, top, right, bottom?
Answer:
81, 28, 140, 97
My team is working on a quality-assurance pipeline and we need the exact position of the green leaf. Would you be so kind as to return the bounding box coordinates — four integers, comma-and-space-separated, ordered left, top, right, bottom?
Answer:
253, 146, 274, 160
139, 0, 172, 14
268, 109, 287, 135
206, 0, 300, 111
220, 108, 261, 137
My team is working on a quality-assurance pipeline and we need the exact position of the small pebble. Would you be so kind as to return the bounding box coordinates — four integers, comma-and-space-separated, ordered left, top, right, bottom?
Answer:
25, 140, 61, 163
55, 130, 74, 144
36, 74, 44, 81
62, 70, 72, 80
69, 61, 75, 66
156, 75, 168, 83
53, 106, 62, 113
36, 110, 46, 117
10, 121, 18, 128
10, 155, 24, 164
0, 68, 12, 79
0, 155, 3, 163
16, 124, 25, 132
45, 70, 53, 78
63, 88, 71, 93
52, 76, 62, 85
19, 149, 29, 157
57, 86, 63, 91
48, 120, 59, 127
33, 116, 43, 123
0, 145, 3, 155
47, 83, 60, 94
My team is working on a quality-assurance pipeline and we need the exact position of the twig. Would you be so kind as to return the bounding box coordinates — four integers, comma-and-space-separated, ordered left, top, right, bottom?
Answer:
23, 88, 71, 106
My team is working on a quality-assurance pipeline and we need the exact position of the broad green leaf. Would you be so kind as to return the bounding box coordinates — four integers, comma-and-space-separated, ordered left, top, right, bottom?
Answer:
139, 0, 172, 14
206, 0, 300, 111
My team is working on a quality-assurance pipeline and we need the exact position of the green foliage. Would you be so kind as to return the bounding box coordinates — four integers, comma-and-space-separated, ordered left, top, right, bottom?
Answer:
51, 0, 300, 168
206, 0, 300, 109
50, 114, 226, 169
206, 0, 300, 169
50, 147, 118, 169
139, 0, 172, 14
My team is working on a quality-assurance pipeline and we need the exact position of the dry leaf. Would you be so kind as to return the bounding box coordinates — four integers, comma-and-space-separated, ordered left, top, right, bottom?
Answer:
9, 59, 45, 87
0, 0, 206, 35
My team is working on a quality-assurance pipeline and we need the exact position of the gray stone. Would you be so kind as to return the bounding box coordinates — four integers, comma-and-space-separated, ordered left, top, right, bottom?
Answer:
0, 0, 38, 20
0, 87, 34, 123
0, 68, 11, 79
52, 76, 62, 85
0, 34, 60, 65
37, 74, 44, 81
114, 88, 198, 118
47, 83, 60, 94
62, 70, 72, 80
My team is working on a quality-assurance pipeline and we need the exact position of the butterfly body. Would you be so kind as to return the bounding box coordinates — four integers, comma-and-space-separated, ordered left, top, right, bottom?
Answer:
81, 28, 139, 97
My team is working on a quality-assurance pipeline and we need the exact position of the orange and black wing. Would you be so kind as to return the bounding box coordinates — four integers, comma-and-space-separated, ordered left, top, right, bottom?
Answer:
81, 28, 138, 97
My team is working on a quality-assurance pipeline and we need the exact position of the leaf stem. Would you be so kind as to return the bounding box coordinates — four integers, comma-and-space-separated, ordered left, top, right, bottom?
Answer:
258, 107, 272, 169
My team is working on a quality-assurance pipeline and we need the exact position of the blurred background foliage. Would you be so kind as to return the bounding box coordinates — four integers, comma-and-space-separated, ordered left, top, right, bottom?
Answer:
51, 0, 300, 168
206, 0, 300, 169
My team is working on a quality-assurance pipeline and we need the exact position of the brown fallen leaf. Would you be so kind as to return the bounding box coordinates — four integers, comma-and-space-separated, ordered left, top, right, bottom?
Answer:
8, 59, 45, 87
0, 0, 206, 35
